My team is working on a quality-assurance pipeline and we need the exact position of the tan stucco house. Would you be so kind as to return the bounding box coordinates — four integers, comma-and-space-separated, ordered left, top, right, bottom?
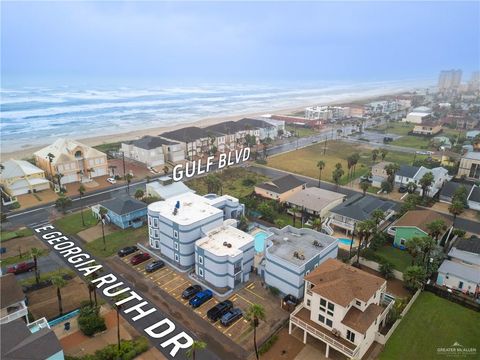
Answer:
34, 138, 108, 185
254, 174, 306, 202
0, 159, 50, 196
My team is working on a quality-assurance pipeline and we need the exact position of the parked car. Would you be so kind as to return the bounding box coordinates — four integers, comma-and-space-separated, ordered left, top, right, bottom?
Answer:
7, 262, 35, 275
106, 178, 117, 184
207, 300, 233, 322
182, 285, 202, 300
130, 252, 151, 265
360, 175, 373, 183
220, 308, 243, 326
189, 289, 213, 308
145, 260, 165, 273
398, 185, 408, 193
117, 246, 138, 257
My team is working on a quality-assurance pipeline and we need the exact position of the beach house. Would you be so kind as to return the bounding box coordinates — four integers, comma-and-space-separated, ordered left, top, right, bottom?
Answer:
92, 195, 147, 229
458, 152, 480, 181
395, 165, 451, 197
254, 174, 307, 202
289, 259, 392, 359
0, 159, 50, 197
145, 176, 194, 200
120, 135, 182, 167
284, 187, 345, 218
34, 138, 108, 185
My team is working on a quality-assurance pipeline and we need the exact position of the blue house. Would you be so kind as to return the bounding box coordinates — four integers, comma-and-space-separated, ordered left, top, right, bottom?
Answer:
96, 196, 147, 229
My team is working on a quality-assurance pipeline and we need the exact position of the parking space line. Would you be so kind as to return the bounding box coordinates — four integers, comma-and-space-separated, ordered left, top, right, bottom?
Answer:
236, 294, 254, 305
244, 288, 266, 300
222, 318, 242, 334
148, 268, 170, 280
161, 276, 182, 288
154, 270, 174, 282
169, 280, 190, 293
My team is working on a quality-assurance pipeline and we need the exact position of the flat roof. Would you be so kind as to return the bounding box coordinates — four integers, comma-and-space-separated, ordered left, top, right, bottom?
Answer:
196, 225, 254, 257
266, 226, 337, 267
285, 187, 345, 212
148, 192, 223, 225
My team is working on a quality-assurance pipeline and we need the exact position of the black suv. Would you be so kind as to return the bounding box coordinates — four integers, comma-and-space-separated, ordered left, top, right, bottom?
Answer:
182, 285, 202, 300
145, 260, 165, 273
207, 300, 233, 322
117, 246, 138, 257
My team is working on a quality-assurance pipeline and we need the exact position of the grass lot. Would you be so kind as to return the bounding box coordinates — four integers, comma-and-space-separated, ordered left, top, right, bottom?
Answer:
266, 140, 424, 185
85, 226, 148, 258
0, 248, 49, 266
186, 167, 269, 199
380, 292, 480, 360
0, 228, 34, 242
370, 122, 413, 136
391, 136, 431, 150
19, 268, 75, 287
54, 210, 98, 235
93, 141, 122, 153
374, 245, 413, 272
285, 124, 317, 138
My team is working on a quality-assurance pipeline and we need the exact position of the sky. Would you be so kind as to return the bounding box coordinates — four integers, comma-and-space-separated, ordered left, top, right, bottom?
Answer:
1, 1, 479, 87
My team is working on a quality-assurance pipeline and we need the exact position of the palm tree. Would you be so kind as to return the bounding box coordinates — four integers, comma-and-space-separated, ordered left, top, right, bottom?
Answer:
98, 206, 108, 251
31, 247, 41, 285
46, 153, 55, 181
332, 163, 344, 189
312, 217, 322, 231
372, 149, 379, 162
51, 275, 67, 316
78, 184, 86, 226
290, 205, 298, 226
418, 172, 434, 200
316, 160, 325, 187
370, 209, 385, 229
380, 148, 388, 160
426, 219, 446, 245
108, 165, 117, 177
448, 200, 465, 227
360, 181, 370, 195
186, 340, 207, 360
134, 188, 144, 200
86, 167, 95, 180
384, 163, 400, 185
55, 173, 64, 190
245, 304, 266, 360
125, 173, 133, 194
406, 181, 417, 194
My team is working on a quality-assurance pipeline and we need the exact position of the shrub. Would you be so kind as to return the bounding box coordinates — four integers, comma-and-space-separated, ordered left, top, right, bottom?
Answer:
268, 286, 280, 296
65, 337, 149, 360
361, 248, 382, 263
403, 265, 426, 291
379, 261, 394, 280
242, 178, 256, 187
78, 305, 106, 336
258, 334, 279, 355
255, 159, 267, 165
370, 232, 387, 251
143, 196, 161, 204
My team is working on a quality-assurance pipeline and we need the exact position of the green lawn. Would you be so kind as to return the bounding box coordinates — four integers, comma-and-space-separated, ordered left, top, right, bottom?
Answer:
266, 140, 424, 185
54, 211, 98, 235
85, 226, 148, 258
391, 136, 431, 150
0, 248, 49, 266
370, 122, 413, 136
93, 141, 122, 153
285, 124, 318, 138
186, 167, 268, 199
380, 292, 480, 360
0, 228, 34, 242
19, 268, 75, 286
374, 246, 413, 272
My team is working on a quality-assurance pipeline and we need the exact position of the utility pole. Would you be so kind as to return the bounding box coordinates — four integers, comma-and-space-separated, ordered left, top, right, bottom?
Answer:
122, 151, 126, 179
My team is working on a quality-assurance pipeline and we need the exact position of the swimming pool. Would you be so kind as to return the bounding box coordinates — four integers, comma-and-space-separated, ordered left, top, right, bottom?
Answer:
254, 230, 269, 253
338, 238, 353, 246
48, 309, 80, 327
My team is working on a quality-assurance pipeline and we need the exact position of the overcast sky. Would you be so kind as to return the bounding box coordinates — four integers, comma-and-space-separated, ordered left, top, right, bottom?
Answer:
1, 1, 479, 86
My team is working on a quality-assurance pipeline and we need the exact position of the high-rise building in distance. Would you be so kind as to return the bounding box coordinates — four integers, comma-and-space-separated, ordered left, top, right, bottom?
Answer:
438, 69, 462, 91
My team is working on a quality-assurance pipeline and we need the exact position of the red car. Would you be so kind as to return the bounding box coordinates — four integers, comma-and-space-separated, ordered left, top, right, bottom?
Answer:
130, 253, 151, 265
7, 262, 35, 274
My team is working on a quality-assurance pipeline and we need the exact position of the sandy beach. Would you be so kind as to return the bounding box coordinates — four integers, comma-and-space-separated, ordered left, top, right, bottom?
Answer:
1, 91, 402, 160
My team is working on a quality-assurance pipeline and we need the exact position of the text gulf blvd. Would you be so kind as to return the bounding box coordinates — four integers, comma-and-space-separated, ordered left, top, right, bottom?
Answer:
34, 225, 193, 358
173, 147, 250, 181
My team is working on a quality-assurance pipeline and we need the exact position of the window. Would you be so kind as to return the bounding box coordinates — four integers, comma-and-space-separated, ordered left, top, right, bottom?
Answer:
306, 270, 310, 275
198, 268, 204, 277
306, 299, 311, 306
400, 238, 406, 246
153, 218, 158, 228
346, 330, 355, 342
328, 303, 334, 311
356, 300, 361, 306
174, 242, 179, 251
318, 314, 325, 323
173, 230, 179, 239
325, 319, 333, 327
459, 281, 464, 289
314, 263, 319, 268
320, 298, 327, 307
148, 216, 152, 226
199, 255, 204, 265
174, 254, 179, 262
153, 229, 159, 238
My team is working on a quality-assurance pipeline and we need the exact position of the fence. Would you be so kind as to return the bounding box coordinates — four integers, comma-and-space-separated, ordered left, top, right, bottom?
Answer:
425, 284, 480, 311
375, 288, 421, 345
350, 257, 404, 281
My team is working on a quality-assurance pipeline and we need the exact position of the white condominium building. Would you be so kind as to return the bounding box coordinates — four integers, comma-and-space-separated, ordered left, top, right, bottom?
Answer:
195, 222, 254, 290
147, 192, 244, 269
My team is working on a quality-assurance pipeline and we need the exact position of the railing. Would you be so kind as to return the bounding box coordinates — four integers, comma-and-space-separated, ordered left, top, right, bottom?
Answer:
27, 317, 50, 332
290, 305, 359, 358
330, 219, 354, 230
0, 305, 28, 324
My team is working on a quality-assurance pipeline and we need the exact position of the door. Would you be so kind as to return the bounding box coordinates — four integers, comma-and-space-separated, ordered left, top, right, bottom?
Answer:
459, 281, 464, 289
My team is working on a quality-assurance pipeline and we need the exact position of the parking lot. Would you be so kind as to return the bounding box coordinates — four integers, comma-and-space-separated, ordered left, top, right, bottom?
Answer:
118, 250, 289, 349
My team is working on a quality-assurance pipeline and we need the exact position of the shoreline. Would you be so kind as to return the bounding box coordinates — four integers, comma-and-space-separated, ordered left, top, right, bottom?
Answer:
2, 90, 408, 160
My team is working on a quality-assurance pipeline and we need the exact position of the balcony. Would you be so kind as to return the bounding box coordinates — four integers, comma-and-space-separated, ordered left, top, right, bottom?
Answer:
329, 218, 354, 231
0, 301, 28, 324
290, 305, 359, 358
27, 317, 50, 333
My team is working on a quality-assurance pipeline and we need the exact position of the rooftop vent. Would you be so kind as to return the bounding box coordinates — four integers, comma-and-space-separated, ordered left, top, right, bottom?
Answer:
293, 251, 305, 260
313, 240, 322, 247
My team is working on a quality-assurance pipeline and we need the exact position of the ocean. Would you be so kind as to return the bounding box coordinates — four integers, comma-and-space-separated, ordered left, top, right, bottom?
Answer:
0, 79, 430, 153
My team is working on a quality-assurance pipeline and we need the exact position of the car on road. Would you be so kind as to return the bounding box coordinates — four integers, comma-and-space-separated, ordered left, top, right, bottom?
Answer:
7, 262, 35, 274
220, 308, 243, 326
130, 252, 151, 265
207, 300, 233, 322
145, 260, 165, 273
117, 246, 138, 257
106, 178, 117, 184
182, 285, 202, 300
189, 289, 213, 308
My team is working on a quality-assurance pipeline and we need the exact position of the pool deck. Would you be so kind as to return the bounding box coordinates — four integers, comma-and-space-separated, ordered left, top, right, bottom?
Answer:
332, 230, 360, 250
